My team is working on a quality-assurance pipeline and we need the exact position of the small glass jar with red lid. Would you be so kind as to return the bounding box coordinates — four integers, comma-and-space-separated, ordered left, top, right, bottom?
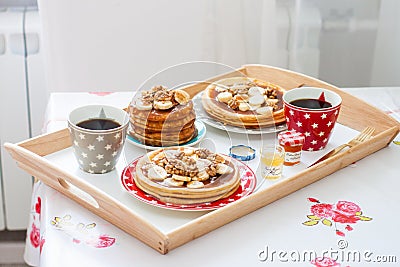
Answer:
277, 130, 305, 166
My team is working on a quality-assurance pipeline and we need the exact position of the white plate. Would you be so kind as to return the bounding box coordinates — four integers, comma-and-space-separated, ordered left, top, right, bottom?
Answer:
192, 93, 287, 135
126, 120, 206, 150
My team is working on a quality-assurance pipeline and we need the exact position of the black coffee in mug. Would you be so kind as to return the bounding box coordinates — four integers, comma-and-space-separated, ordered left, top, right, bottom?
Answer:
290, 98, 332, 109
77, 118, 121, 130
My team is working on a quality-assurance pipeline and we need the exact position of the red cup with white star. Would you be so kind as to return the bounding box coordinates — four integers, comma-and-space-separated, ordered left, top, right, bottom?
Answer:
282, 87, 342, 151
68, 105, 129, 174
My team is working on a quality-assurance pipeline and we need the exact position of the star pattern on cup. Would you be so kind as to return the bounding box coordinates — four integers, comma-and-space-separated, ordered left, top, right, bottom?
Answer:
71, 129, 126, 174
284, 105, 340, 151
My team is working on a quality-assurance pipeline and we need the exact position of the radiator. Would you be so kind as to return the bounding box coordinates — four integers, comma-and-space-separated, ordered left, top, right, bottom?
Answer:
0, 8, 47, 230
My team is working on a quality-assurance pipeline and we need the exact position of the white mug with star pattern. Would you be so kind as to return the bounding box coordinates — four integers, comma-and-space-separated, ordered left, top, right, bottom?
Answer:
68, 105, 129, 174
283, 87, 342, 151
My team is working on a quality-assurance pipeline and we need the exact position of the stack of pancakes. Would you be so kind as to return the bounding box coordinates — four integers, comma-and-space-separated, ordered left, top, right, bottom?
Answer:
129, 86, 197, 146
202, 77, 286, 128
133, 147, 240, 205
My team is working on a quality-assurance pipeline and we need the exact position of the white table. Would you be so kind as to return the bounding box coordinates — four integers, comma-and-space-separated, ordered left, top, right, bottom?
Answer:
24, 88, 399, 267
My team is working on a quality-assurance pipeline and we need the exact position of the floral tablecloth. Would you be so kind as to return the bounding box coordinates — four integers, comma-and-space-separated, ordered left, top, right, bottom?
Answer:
24, 88, 399, 267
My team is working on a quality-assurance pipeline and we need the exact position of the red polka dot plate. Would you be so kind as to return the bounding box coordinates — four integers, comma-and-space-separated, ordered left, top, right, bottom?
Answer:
120, 157, 257, 211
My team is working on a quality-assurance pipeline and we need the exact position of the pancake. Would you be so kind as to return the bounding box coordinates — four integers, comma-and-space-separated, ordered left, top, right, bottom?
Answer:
132, 101, 194, 121
129, 86, 197, 146
132, 121, 196, 139
133, 147, 240, 205
201, 77, 286, 128
131, 111, 196, 131
129, 128, 198, 147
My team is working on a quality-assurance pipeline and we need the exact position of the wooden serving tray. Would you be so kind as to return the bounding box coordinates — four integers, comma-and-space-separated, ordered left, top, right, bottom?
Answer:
5, 64, 399, 254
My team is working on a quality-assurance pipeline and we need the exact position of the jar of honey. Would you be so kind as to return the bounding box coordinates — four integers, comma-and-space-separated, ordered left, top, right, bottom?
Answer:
278, 130, 305, 166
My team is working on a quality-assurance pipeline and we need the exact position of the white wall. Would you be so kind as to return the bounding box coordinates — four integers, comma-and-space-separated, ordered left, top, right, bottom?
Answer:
38, 0, 216, 92
371, 0, 400, 86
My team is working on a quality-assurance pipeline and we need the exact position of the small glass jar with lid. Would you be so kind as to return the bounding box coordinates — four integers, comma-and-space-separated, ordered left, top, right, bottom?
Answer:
278, 130, 305, 166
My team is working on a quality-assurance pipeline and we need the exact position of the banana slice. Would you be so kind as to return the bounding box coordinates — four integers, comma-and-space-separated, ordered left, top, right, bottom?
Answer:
217, 92, 233, 103
192, 171, 209, 181
187, 181, 205, 189
215, 154, 226, 164
153, 100, 173, 110
231, 83, 247, 90
196, 159, 212, 173
256, 106, 273, 115
172, 174, 192, 182
248, 86, 264, 96
249, 95, 265, 106
215, 85, 228, 92
152, 151, 165, 162
239, 102, 250, 112
216, 163, 233, 175
249, 104, 261, 111
181, 147, 194, 156
135, 100, 152, 110
147, 165, 168, 181
265, 98, 279, 106
173, 89, 190, 105
164, 178, 184, 187
234, 94, 249, 102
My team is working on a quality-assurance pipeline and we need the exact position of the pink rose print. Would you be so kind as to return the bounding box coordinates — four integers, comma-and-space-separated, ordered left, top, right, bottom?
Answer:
51, 215, 116, 249
30, 223, 40, 248
335, 201, 361, 216
332, 212, 360, 224
94, 235, 116, 248
311, 257, 340, 267
85, 235, 116, 248
311, 204, 335, 218
40, 238, 45, 253
345, 225, 353, 231
303, 198, 372, 237
308, 197, 320, 203
35, 197, 41, 215
88, 92, 113, 96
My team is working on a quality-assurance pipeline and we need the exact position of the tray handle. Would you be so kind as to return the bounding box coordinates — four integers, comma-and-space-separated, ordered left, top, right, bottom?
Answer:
4, 142, 170, 254
57, 177, 99, 209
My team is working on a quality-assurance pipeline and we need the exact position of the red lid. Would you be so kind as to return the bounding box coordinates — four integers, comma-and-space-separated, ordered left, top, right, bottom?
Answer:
278, 130, 305, 146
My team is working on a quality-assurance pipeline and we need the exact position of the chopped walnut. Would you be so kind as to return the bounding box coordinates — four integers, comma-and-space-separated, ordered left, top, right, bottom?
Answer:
195, 148, 214, 159
227, 99, 239, 110
237, 88, 249, 95
206, 164, 217, 177
151, 85, 167, 92
154, 90, 173, 101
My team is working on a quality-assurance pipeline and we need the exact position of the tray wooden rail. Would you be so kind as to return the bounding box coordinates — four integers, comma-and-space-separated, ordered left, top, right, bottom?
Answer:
4, 64, 400, 254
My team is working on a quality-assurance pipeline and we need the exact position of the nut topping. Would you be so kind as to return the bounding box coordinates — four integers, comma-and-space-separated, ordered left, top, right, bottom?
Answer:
134, 85, 191, 111
144, 148, 233, 189
214, 79, 280, 112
